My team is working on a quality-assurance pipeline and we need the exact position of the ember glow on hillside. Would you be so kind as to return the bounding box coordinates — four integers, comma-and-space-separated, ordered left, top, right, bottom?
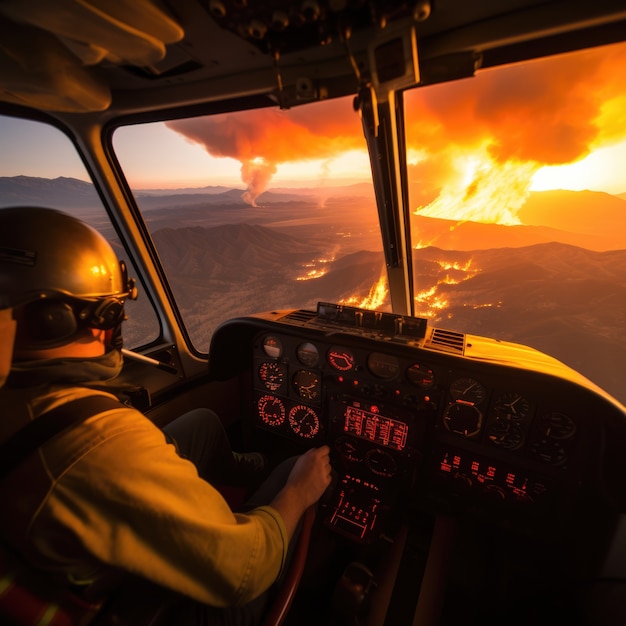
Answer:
340, 273, 389, 311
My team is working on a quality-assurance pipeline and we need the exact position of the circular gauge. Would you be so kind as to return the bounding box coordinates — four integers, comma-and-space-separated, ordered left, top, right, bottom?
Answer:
493, 392, 531, 421
262, 335, 283, 358
449, 377, 486, 405
335, 437, 361, 462
406, 363, 435, 388
258, 361, 286, 391
292, 369, 321, 400
531, 437, 567, 466
367, 352, 400, 379
443, 402, 482, 437
327, 347, 355, 372
486, 421, 525, 449
296, 342, 319, 367
288, 405, 320, 439
257, 395, 286, 427
365, 449, 398, 477
535, 412, 576, 440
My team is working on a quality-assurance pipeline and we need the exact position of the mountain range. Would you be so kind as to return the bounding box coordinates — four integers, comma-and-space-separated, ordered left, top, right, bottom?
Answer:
2, 176, 624, 251
1, 176, 625, 404
147, 220, 626, 405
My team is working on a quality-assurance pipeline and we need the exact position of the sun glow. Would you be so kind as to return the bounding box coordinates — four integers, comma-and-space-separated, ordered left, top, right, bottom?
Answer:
530, 140, 626, 194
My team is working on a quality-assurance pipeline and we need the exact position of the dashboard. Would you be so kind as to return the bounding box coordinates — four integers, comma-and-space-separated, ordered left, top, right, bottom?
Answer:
209, 303, 626, 544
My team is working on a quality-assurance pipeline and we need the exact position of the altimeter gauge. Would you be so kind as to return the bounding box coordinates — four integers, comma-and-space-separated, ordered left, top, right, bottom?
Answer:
449, 377, 486, 405
292, 369, 321, 400
288, 405, 320, 439
535, 412, 576, 440
443, 402, 483, 438
493, 392, 531, 421
487, 391, 531, 449
257, 395, 286, 427
258, 360, 286, 391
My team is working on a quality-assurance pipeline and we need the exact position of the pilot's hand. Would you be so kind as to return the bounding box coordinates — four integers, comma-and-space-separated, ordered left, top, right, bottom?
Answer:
285, 445, 332, 509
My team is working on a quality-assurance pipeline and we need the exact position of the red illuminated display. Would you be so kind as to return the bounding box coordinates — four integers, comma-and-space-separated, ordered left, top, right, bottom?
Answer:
437, 448, 550, 503
344, 405, 408, 450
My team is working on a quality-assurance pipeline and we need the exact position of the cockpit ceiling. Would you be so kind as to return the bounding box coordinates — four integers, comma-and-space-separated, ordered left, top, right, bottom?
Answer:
0, 0, 626, 115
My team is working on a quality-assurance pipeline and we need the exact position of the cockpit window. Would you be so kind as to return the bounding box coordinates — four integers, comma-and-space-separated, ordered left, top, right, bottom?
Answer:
405, 41, 626, 405
0, 116, 160, 349
114, 97, 388, 353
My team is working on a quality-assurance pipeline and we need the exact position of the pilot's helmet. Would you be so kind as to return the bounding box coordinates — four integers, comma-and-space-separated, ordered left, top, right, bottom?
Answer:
0, 206, 137, 347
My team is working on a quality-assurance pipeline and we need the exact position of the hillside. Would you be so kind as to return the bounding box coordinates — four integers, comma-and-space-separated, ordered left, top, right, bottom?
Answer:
150, 219, 626, 404
1, 176, 624, 402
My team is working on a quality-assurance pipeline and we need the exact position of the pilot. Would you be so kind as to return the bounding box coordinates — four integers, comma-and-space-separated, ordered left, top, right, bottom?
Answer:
0, 206, 331, 624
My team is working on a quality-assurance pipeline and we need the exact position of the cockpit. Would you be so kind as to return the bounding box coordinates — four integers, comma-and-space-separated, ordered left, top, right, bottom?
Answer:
1, 1, 626, 624
205, 300, 626, 623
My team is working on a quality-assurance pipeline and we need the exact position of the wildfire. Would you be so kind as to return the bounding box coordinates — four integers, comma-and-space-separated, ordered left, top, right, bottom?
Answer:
437, 259, 475, 272
414, 146, 536, 225
296, 257, 333, 281
414, 256, 480, 318
340, 272, 388, 310
414, 286, 448, 318
296, 269, 328, 281
414, 239, 435, 249
467, 302, 502, 309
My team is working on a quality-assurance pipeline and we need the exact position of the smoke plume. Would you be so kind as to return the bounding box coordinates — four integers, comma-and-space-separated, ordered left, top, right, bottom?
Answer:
165, 42, 626, 218
166, 101, 363, 205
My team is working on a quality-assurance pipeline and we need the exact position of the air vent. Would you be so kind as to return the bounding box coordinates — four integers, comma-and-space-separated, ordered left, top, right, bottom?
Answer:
281, 309, 317, 325
426, 327, 465, 355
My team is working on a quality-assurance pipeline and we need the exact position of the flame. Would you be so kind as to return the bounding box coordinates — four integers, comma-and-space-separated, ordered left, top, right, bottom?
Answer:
415, 286, 448, 317
414, 256, 479, 318
340, 271, 388, 310
413, 145, 537, 224
296, 257, 334, 281
437, 259, 476, 272
405, 42, 626, 224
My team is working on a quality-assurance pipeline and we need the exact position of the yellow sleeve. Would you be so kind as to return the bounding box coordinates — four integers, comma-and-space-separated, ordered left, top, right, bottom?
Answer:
33, 407, 289, 607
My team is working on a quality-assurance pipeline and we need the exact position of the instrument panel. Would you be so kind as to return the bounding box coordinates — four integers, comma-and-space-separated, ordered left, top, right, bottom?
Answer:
209, 307, 626, 543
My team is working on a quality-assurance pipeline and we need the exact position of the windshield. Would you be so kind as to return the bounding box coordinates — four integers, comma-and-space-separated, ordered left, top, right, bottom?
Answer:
405, 41, 626, 405
0, 117, 160, 348
113, 42, 626, 404
114, 97, 389, 352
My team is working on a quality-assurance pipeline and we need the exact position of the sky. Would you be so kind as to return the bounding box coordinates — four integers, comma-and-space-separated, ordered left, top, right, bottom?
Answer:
1, 40, 626, 220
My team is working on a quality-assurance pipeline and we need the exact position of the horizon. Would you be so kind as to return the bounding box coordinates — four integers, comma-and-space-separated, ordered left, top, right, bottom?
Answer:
2, 173, 626, 198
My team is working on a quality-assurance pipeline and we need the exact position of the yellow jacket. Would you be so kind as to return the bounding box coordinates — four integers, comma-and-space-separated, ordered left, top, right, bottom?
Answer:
0, 355, 288, 608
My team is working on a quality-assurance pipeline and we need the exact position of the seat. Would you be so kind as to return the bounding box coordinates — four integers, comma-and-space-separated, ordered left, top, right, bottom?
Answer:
102, 505, 316, 626
0, 493, 315, 626
261, 506, 316, 626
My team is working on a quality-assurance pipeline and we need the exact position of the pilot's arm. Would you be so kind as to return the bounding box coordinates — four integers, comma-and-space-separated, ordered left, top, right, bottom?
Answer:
6, 400, 319, 608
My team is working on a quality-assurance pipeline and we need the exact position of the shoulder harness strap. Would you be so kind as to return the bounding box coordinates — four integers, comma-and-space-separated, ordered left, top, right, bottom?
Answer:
0, 395, 124, 480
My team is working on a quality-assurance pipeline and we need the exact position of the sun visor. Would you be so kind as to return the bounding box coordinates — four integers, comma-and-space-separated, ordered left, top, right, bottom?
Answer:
0, 20, 112, 112
0, 0, 184, 112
